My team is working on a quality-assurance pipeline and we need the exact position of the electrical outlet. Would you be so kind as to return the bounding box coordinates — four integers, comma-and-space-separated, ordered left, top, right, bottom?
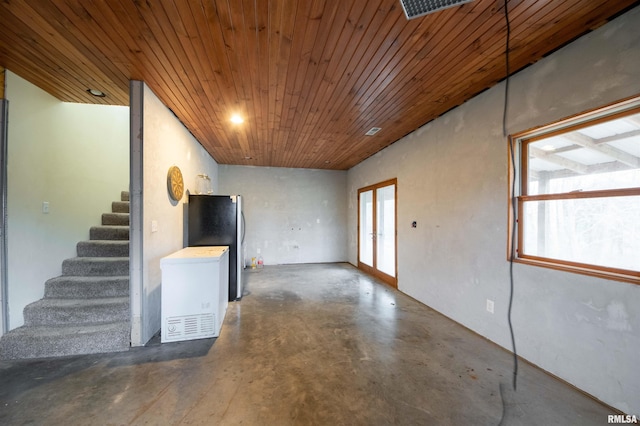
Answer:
486, 299, 495, 314
42, 201, 49, 214
151, 220, 158, 233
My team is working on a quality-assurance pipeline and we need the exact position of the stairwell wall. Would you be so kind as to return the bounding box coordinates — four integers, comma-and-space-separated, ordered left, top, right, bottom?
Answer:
4, 71, 129, 330
134, 82, 219, 345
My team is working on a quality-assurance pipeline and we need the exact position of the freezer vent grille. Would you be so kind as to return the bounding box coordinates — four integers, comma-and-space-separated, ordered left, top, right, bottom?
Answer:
201, 315, 215, 334
184, 317, 198, 335
399, 0, 473, 20
164, 314, 216, 341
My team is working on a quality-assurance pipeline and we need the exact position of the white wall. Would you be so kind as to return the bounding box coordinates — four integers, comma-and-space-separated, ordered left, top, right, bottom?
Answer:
347, 7, 640, 415
219, 165, 347, 265
5, 71, 129, 329
138, 83, 219, 343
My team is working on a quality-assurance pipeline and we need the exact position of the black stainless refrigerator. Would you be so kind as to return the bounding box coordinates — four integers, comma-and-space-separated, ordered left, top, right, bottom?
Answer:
188, 195, 245, 301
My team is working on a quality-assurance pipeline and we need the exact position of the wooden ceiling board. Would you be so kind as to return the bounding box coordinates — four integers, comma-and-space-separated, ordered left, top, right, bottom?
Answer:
280, 0, 337, 166
0, 27, 86, 104
140, 1, 211, 124
83, 0, 193, 112
363, 2, 516, 122
0, 1, 125, 105
167, 1, 230, 145
360, 0, 584, 143
47, 1, 132, 97
263, 0, 304, 166
334, 2, 502, 165
52, 1, 131, 103
285, 1, 357, 167
1, 0, 637, 170
317, 2, 495, 167
291, 0, 409, 168
184, 1, 240, 148
267, 0, 300, 166
232, 0, 268, 158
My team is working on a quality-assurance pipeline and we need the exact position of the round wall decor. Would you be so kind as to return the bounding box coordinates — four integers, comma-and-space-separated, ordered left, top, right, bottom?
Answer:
167, 165, 184, 201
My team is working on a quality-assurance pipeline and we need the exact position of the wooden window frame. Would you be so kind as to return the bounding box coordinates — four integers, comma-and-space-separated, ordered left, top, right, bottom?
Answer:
508, 95, 640, 285
357, 178, 398, 288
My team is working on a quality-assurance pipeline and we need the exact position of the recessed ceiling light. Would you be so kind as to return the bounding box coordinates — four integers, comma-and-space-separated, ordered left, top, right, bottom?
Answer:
231, 114, 244, 124
87, 88, 105, 97
541, 144, 555, 151
244, 156, 252, 160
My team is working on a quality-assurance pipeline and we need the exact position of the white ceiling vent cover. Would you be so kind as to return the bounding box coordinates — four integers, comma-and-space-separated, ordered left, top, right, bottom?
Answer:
399, 0, 474, 19
366, 127, 382, 136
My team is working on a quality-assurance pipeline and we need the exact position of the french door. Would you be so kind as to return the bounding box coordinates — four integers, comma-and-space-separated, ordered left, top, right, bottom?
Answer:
358, 179, 397, 287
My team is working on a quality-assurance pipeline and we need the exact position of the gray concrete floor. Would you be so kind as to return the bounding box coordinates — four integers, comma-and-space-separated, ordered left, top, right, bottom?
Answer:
0, 263, 615, 425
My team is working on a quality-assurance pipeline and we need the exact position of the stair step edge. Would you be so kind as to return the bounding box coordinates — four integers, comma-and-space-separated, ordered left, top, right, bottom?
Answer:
0, 322, 130, 359
63, 257, 130, 263
47, 275, 129, 283
3, 321, 130, 336
27, 296, 130, 307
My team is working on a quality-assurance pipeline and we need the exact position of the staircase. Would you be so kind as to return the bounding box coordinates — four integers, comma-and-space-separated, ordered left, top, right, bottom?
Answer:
0, 191, 131, 359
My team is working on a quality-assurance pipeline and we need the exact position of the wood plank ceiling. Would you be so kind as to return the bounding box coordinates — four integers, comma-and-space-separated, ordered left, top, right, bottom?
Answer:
0, 0, 637, 170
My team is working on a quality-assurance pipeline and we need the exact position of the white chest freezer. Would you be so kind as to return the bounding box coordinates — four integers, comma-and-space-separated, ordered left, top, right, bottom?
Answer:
160, 246, 229, 343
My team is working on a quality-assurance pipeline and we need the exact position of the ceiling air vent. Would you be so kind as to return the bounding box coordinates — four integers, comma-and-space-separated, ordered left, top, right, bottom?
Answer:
399, 0, 473, 20
365, 127, 382, 136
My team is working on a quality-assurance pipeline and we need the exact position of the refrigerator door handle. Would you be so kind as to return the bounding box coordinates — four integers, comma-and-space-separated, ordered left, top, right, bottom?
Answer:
241, 211, 246, 244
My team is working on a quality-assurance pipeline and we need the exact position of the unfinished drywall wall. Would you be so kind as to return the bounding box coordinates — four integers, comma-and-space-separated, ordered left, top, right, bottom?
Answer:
5, 71, 129, 330
219, 165, 347, 266
137, 83, 219, 344
347, 7, 640, 415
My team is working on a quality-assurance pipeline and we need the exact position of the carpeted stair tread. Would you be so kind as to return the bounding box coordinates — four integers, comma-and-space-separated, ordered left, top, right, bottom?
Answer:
45, 276, 129, 299
62, 257, 129, 276
77, 240, 129, 257
121, 191, 130, 202
24, 297, 129, 326
102, 212, 130, 226
112, 201, 129, 213
90, 225, 129, 241
0, 321, 130, 359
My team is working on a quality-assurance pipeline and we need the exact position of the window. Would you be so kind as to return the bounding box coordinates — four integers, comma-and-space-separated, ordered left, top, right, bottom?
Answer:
509, 96, 640, 284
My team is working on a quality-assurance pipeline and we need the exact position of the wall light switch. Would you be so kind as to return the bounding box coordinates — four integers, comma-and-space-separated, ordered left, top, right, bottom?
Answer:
486, 299, 494, 314
151, 220, 158, 233
42, 201, 49, 214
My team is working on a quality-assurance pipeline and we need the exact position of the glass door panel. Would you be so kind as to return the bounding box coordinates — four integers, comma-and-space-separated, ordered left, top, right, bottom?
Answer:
359, 190, 373, 267
376, 185, 395, 277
